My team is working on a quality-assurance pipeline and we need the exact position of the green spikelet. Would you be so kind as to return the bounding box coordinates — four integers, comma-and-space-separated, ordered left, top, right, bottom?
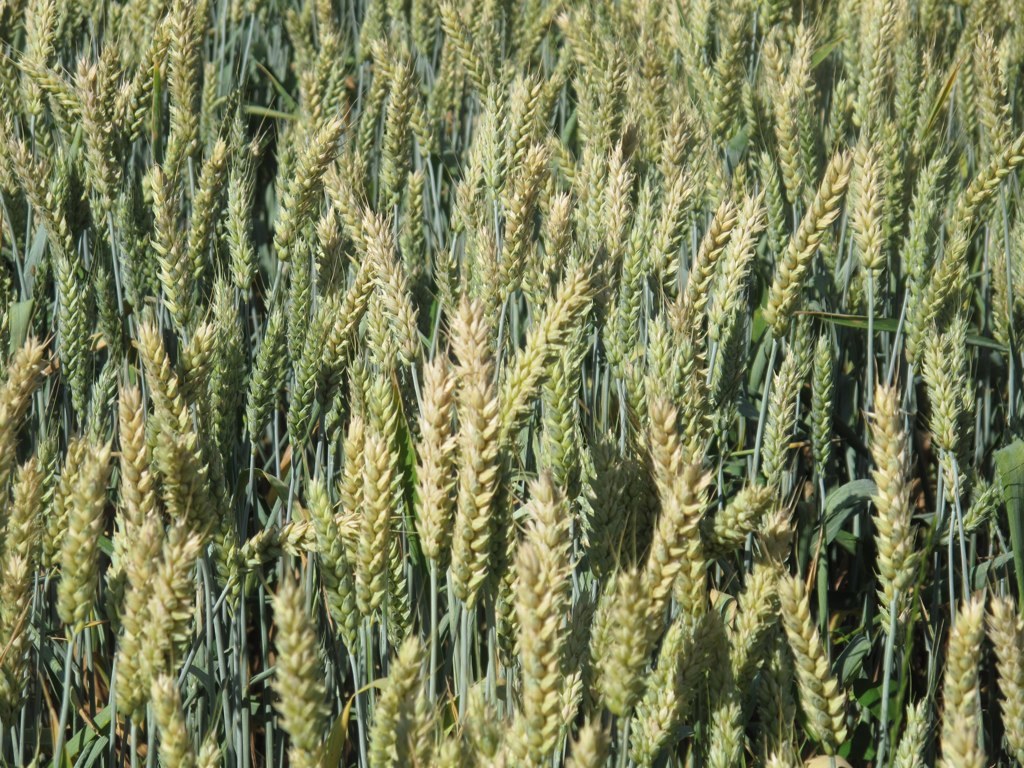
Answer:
272, 573, 328, 768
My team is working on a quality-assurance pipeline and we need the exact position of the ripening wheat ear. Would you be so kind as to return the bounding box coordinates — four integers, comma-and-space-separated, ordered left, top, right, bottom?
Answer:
106, 385, 158, 619
362, 208, 420, 366
227, 152, 257, 291
509, 473, 572, 764
851, 141, 885, 275
988, 595, 1024, 764
892, 699, 929, 768
810, 335, 834, 478
135, 524, 204, 692
185, 138, 229, 285
684, 197, 738, 318
704, 483, 774, 554
630, 614, 715, 766
244, 305, 288, 443
870, 384, 919, 624
0, 553, 32, 718
777, 574, 847, 753
307, 478, 359, 649
500, 143, 549, 299
56, 440, 112, 630
939, 597, 985, 768
706, 191, 766, 337
272, 573, 328, 768
356, 427, 394, 619
590, 568, 651, 716
644, 439, 710, 620
500, 258, 595, 440
450, 296, 501, 609
415, 355, 457, 566
764, 150, 852, 337
729, 562, 780, 693
274, 114, 344, 261
0, 337, 49, 494
6, 459, 44, 564
761, 347, 803, 489
113, 518, 161, 721
369, 636, 435, 768
379, 47, 416, 210
438, 1, 492, 92
151, 674, 198, 768
566, 718, 610, 768
117, 385, 157, 530
135, 321, 213, 535
949, 131, 1024, 234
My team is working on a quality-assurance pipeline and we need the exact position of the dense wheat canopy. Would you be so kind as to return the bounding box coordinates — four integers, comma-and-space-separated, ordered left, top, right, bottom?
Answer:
2, 0, 1024, 765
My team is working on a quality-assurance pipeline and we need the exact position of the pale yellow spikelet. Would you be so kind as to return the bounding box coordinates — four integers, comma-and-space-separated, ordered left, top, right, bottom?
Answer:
274, 114, 344, 260
644, 395, 709, 619
0, 337, 49, 494
0, 551, 32, 716
369, 636, 433, 768
685, 197, 738, 317
450, 297, 501, 608
705, 483, 774, 554
5, 459, 44, 564
272, 573, 328, 768
851, 141, 886, 274
778, 574, 847, 752
590, 568, 651, 716
764, 151, 852, 336
938, 597, 985, 768
566, 718, 609, 768
151, 674, 197, 768
499, 259, 594, 440
415, 355, 457, 565
893, 699, 928, 768
870, 384, 918, 623
511, 473, 572, 763
988, 595, 1024, 763
356, 428, 393, 618
729, 561, 780, 692
57, 440, 113, 630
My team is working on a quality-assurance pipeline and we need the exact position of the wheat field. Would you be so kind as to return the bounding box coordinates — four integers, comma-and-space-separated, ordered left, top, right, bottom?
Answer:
0, 0, 1023, 765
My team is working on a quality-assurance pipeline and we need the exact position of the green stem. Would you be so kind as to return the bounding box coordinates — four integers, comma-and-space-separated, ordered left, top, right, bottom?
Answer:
458, 604, 471, 719
867, 269, 875, 411
52, 630, 76, 768
876, 593, 900, 767
428, 562, 439, 702
752, 337, 779, 479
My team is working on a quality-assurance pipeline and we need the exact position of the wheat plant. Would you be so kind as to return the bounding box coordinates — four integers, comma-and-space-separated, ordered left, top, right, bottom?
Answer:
1, 0, 1024, 766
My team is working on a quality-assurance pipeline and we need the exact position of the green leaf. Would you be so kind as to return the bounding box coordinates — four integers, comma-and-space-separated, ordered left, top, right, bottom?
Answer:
325, 678, 385, 767
726, 124, 750, 156
245, 104, 298, 121
853, 678, 883, 718
62, 701, 112, 763
27, 225, 48, 273
812, 36, 843, 68
833, 529, 858, 554
825, 479, 877, 544
323, 710, 349, 767
801, 310, 899, 332
256, 469, 291, 507
798, 310, 1006, 352
994, 439, 1024, 597
971, 551, 1015, 590
922, 56, 962, 142
8, 299, 33, 354
254, 61, 298, 110
836, 633, 871, 684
